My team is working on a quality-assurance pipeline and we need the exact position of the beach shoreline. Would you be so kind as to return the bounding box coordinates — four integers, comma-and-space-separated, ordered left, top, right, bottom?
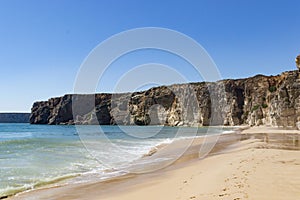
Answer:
9, 126, 300, 200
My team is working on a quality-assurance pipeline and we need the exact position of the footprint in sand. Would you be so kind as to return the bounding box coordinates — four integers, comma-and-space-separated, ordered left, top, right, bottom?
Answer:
222, 188, 228, 191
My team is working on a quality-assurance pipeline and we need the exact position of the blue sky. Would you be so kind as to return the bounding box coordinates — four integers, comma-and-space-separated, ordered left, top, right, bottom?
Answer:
0, 0, 300, 112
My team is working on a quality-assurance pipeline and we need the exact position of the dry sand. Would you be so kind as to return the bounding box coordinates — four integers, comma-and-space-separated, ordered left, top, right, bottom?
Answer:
10, 127, 300, 200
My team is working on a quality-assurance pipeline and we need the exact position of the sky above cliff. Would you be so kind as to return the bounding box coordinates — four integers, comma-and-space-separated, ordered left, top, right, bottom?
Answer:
0, 0, 300, 112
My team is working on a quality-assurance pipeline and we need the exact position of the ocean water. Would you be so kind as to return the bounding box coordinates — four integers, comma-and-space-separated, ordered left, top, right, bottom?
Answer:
0, 123, 232, 197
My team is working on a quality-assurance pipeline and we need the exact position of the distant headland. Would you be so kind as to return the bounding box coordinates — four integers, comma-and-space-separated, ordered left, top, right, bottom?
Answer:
0, 113, 30, 123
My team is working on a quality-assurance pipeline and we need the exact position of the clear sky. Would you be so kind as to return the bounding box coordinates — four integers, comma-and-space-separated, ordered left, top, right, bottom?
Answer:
0, 0, 299, 112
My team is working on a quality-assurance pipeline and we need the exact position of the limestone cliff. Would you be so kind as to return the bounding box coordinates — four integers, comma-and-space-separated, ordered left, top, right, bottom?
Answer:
30, 70, 300, 128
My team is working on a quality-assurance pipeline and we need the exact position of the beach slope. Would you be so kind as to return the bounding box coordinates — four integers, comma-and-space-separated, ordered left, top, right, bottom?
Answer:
11, 127, 300, 200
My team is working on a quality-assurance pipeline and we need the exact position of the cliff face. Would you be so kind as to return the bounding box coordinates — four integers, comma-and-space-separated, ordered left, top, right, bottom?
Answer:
30, 70, 300, 128
0, 113, 30, 123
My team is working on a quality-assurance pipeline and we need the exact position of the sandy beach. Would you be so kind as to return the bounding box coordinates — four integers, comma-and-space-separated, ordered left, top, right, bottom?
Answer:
10, 126, 300, 200
2, 1, 300, 199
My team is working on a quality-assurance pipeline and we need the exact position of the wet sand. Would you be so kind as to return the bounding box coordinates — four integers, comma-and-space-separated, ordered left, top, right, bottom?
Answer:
10, 127, 300, 200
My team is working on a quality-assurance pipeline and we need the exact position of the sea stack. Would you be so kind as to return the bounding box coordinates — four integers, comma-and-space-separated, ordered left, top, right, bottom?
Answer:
296, 54, 300, 70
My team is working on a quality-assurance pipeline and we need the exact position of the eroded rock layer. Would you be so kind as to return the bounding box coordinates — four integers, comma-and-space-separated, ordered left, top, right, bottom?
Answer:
30, 70, 300, 128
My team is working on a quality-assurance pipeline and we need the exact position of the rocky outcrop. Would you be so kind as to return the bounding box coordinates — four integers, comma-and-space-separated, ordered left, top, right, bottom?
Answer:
30, 70, 300, 128
296, 55, 300, 70
0, 113, 30, 123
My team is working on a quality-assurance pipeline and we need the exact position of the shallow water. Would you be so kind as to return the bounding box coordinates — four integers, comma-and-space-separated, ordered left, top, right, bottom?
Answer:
0, 123, 231, 197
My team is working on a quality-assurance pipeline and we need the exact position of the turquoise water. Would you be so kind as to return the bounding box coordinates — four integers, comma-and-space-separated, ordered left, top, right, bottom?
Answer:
0, 123, 231, 197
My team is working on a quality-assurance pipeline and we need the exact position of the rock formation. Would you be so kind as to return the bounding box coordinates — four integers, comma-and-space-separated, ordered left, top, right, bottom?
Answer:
296, 55, 300, 70
0, 113, 30, 123
30, 70, 300, 128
